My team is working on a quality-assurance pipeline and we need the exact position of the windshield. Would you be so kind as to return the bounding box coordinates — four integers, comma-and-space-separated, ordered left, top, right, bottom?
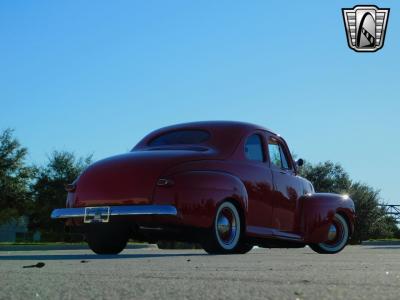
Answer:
148, 130, 210, 146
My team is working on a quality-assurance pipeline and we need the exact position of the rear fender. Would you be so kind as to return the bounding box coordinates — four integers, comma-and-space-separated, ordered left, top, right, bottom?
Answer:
300, 193, 355, 243
153, 171, 248, 228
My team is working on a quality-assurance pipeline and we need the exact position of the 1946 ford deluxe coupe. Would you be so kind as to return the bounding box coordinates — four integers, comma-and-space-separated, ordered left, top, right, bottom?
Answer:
51, 121, 355, 255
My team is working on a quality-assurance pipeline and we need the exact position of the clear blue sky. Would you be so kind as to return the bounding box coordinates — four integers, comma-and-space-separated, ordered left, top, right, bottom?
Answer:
1, 1, 399, 204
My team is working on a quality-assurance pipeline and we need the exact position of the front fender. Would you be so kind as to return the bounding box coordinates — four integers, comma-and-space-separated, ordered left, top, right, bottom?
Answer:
301, 193, 355, 243
153, 170, 248, 228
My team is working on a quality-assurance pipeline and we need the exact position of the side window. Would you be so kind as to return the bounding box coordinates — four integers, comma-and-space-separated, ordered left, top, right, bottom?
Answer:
268, 139, 291, 170
244, 134, 264, 162
268, 142, 281, 167
280, 147, 289, 169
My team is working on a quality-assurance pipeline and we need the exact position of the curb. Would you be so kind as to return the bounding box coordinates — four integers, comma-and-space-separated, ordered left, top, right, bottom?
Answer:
361, 241, 400, 246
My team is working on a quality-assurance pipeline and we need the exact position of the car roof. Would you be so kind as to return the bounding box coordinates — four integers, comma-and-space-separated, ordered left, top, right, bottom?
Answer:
133, 121, 279, 157
151, 121, 278, 136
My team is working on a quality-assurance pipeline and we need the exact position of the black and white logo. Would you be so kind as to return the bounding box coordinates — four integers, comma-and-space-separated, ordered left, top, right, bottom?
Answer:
342, 5, 390, 52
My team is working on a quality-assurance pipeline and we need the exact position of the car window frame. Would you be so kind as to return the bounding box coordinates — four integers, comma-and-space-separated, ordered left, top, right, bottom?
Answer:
266, 135, 294, 172
267, 141, 282, 168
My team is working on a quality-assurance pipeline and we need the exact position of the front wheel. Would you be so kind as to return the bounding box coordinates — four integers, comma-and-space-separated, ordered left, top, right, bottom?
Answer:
85, 223, 129, 255
309, 214, 349, 254
202, 201, 251, 254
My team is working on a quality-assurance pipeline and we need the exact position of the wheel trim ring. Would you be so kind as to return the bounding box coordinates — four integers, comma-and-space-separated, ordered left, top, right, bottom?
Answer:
319, 214, 348, 252
215, 203, 241, 250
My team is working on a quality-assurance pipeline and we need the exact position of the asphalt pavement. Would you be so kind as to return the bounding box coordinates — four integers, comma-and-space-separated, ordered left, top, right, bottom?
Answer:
0, 245, 399, 299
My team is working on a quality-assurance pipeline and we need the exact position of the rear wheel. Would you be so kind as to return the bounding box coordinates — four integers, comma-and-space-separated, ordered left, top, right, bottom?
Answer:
202, 201, 251, 254
309, 214, 349, 254
86, 223, 129, 255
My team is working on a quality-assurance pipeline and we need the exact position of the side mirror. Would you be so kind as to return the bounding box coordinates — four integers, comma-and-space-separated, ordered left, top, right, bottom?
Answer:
296, 158, 304, 167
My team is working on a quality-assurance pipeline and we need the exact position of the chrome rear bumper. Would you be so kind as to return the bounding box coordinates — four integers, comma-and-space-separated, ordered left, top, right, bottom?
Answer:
51, 205, 178, 220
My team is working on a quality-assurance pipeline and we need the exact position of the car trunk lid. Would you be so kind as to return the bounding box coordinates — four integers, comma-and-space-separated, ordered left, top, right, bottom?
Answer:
74, 149, 215, 207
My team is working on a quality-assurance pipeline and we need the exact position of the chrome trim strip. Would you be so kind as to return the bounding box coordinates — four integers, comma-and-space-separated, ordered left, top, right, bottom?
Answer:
51, 208, 86, 219
51, 205, 178, 219
246, 226, 304, 242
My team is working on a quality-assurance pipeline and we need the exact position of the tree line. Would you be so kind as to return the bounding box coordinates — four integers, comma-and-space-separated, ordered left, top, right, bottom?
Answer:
0, 128, 398, 243
0, 129, 91, 241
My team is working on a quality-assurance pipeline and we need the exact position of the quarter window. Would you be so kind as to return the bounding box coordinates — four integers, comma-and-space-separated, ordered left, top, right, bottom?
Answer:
268, 140, 291, 170
244, 134, 264, 162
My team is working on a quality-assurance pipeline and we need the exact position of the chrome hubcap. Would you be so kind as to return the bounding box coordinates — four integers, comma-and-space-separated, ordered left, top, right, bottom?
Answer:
327, 224, 337, 241
216, 208, 237, 245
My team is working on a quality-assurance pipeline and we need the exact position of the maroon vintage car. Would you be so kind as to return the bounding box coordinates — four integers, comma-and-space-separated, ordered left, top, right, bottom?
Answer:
51, 121, 355, 255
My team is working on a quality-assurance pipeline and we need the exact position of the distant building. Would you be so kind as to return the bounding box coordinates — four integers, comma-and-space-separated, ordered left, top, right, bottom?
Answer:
0, 216, 29, 242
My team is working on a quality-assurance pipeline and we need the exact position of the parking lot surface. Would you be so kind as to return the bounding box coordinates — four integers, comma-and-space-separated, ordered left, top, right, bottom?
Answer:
0, 245, 399, 299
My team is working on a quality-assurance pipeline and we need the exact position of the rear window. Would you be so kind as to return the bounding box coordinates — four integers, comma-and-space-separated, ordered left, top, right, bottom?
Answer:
148, 130, 210, 146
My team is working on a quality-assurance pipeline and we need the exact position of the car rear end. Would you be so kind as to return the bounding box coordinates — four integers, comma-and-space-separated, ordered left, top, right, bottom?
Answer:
50, 123, 244, 254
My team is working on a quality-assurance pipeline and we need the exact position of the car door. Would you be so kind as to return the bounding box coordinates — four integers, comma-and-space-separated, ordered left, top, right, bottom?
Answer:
266, 134, 302, 233
240, 133, 275, 232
